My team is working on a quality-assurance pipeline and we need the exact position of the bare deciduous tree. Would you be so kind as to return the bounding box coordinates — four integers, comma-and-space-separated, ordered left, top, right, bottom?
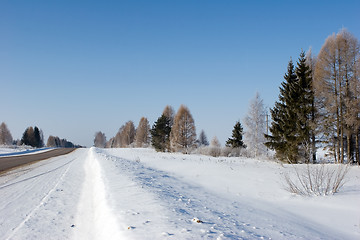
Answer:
134, 117, 150, 147
94, 131, 106, 148
0, 122, 13, 145
113, 121, 136, 148
163, 105, 175, 127
170, 105, 196, 153
314, 29, 360, 163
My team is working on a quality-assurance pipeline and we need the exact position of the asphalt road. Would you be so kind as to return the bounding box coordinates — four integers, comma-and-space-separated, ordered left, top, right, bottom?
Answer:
0, 148, 76, 173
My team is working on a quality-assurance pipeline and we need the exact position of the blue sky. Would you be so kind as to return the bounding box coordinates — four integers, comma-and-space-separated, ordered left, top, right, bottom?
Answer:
1, 0, 359, 147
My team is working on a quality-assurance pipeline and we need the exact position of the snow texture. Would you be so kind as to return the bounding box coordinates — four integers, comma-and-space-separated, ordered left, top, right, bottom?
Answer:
0, 147, 359, 239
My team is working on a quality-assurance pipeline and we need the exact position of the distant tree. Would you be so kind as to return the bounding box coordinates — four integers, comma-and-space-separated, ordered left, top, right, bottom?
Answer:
106, 137, 115, 148
122, 121, 136, 147
20, 126, 43, 148
33, 126, 43, 148
61, 138, 75, 148
162, 105, 175, 127
244, 92, 267, 158
209, 136, 221, 157
170, 105, 197, 153
21, 127, 33, 147
94, 131, 106, 148
134, 117, 150, 147
151, 114, 172, 152
47, 135, 79, 148
198, 130, 209, 146
226, 121, 246, 149
0, 122, 13, 145
113, 121, 136, 148
113, 128, 123, 148
47, 135, 57, 147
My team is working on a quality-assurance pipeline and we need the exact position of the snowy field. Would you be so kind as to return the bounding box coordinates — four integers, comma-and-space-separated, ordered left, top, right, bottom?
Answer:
0, 147, 359, 240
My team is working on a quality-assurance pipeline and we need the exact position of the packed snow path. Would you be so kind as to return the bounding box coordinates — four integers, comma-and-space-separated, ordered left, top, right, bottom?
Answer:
0, 148, 358, 239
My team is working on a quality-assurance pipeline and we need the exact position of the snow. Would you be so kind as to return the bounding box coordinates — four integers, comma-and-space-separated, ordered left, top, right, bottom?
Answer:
0, 147, 359, 239
0, 147, 53, 157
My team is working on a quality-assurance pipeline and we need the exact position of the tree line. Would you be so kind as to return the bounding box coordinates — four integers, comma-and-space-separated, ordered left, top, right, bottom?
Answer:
95, 29, 359, 164
266, 29, 359, 164
94, 102, 264, 158
0, 122, 82, 148
2, 29, 358, 164
95, 105, 199, 154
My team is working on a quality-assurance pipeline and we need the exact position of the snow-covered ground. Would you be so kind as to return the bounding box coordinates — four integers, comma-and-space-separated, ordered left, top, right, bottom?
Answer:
0, 147, 53, 157
0, 147, 359, 239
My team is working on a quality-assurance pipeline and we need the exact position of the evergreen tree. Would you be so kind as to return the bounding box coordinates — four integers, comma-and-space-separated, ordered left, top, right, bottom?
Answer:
265, 53, 315, 163
34, 126, 43, 148
151, 114, 172, 152
295, 51, 316, 163
226, 121, 246, 148
198, 130, 209, 146
21, 126, 44, 148
265, 59, 299, 162
21, 127, 33, 147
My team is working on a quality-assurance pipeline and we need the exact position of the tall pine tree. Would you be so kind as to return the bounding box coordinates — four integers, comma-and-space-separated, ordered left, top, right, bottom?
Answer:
295, 51, 316, 163
265, 59, 299, 162
266, 53, 315, 163
151, 114, 172, 152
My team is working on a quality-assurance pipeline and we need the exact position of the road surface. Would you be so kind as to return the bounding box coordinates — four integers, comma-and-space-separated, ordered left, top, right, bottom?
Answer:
0, 148, 76, 173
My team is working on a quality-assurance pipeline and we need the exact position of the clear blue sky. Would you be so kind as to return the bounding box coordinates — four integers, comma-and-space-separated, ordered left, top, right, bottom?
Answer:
1, 0, 359, 147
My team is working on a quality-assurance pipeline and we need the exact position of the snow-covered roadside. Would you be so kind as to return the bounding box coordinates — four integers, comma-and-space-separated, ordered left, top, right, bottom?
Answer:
0, 149, 87, 239
0, 147, 358, 239
73, 148, 124, 240
0, 147, 53, 157
103, 148, 360, 239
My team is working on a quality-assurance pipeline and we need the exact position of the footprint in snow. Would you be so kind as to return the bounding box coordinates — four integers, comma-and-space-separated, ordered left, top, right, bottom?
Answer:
192, 217, 203, 223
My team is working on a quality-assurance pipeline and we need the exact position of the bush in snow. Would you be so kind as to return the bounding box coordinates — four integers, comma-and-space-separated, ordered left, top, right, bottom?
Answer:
283, 164, 350, 196
209, 136, 221, 157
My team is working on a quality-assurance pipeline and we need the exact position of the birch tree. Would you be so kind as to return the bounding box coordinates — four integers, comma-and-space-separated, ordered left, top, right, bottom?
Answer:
244, 92, 266, 158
